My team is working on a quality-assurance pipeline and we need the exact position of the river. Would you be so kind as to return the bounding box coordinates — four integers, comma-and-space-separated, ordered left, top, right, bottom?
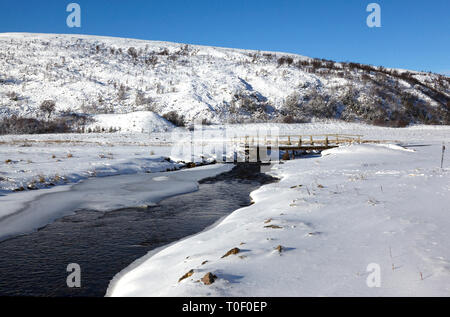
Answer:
0, 164, 276, 297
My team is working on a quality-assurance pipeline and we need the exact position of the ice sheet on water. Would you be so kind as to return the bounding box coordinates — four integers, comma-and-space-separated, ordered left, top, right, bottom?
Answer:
0, 164, 232, 242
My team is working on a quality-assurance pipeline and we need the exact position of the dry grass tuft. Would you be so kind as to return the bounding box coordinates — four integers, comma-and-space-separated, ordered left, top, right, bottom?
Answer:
178, 269, 194, 283
221, 247, 241, 258
264, 224, 283, 229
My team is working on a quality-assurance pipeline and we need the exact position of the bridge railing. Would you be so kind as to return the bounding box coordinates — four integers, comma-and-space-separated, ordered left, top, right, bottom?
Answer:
231, 134, 364, 147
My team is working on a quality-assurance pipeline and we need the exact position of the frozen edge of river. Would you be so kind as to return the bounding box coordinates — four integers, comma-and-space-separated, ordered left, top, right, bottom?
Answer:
0, 164, 233, 242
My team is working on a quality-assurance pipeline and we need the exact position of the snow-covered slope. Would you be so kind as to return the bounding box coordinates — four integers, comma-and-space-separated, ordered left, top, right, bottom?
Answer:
1, 33, 449, 127
87, 111, 174, 133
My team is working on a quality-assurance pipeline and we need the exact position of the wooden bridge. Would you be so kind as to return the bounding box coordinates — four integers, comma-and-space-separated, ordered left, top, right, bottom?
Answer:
232, 134, 372, 161
177, 132, 394, 163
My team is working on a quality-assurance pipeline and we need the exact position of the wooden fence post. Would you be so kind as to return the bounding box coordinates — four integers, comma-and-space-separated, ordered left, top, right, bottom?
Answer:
441, 143, 446, 169
245, 141, 250, 163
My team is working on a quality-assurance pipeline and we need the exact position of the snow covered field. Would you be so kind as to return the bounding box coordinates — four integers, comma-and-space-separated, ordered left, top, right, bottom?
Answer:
0, 131, 177, 194
0, 128, 184, 236
218, 122, 450, 143
3, 122, 448, 195
0, 122, 449, 296
108, 127, 450, 297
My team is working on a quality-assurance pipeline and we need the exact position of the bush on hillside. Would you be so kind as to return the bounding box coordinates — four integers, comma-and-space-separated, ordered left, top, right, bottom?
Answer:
163, 111, 185, 127
40, 100, 56, 118
0, 116, 70, 135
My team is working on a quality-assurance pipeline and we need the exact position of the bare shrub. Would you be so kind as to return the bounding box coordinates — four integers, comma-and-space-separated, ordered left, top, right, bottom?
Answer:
279, 115, 300, 124
135, 90, 153, 108
0, 116, 71, 135
162, 111, 185, 127
145, 55, 158, 66
117, 84, 128, 100
158, 48, 169, 56
175, 44, 190, 56
168, 54, 178, 62
6, 91, 19, 101
303, 94, 338, 119
40, 100, 56, 118
277, 56, 294, 67
282, 92, 300, 115
128, 47, 138, 59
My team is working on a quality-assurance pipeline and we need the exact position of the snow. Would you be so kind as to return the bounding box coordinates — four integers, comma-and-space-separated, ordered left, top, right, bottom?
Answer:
108, 132, 450, 297
0, 128, 234, 241
0, 32, 312, 122
322, 143, 416, 155
0, 120, 449, 296
1, 31, 449, 297
87, 111, 175, 133
1, 33, 447, 124
206, 122, 450, 143
0, 163, 232, 242
0, 132, 178, 194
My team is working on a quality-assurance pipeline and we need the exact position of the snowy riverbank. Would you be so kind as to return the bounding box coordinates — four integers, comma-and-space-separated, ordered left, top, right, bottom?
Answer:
0, 132, 181, 194
108, 141, 450, 297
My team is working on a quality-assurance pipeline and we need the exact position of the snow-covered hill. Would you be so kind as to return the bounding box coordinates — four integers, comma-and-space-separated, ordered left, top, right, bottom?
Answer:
0, 33, 449, 129
86, 111, 174, 133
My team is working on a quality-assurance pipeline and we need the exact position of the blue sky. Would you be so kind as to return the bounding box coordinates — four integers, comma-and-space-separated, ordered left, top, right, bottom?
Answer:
1, 0, 448, 74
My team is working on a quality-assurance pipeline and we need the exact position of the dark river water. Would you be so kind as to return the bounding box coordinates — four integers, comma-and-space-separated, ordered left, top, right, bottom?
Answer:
0, 164, 276, 297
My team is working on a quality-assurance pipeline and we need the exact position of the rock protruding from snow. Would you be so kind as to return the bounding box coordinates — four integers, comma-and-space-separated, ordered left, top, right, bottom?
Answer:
201, 273, 218, 285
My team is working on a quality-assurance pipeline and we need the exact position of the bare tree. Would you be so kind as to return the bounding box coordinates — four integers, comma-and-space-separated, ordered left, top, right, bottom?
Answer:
40, 100, 56, 118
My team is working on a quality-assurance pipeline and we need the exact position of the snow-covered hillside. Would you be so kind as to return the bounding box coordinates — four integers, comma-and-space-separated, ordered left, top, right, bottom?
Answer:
86, 111, 174, 133
1, 33, 449, 128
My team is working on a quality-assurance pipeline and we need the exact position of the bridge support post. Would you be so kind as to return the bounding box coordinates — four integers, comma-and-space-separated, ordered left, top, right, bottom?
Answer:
245, 142, 250, 163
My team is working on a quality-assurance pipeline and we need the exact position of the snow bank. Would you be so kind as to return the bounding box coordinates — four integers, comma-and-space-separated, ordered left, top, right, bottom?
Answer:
322, 143, 416, 156
108, 143, 450, 297
88, 111, 175, 133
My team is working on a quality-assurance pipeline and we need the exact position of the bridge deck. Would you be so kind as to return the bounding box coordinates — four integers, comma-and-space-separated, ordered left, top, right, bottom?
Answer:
234, 134, 364, 161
